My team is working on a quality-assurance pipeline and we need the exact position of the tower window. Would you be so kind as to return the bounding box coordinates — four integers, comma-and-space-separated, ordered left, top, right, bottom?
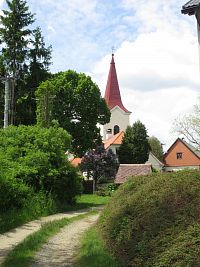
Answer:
176, 152, 182, 159
106, 129, 112, 134
114, 125, 120, 135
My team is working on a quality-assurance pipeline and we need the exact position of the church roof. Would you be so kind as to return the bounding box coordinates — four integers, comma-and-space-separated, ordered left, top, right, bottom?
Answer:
104, 54, 131, 113
181, 0, 200, 15
103, 131, 124, 149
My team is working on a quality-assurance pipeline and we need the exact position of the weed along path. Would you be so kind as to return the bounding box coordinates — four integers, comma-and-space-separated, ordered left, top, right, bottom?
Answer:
0, 208, 97, 265
31, 213, 99, 267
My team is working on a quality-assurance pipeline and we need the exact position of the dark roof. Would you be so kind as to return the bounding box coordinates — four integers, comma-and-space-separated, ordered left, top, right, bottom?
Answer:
181, 0, 200, 15
115, 164, 152, 184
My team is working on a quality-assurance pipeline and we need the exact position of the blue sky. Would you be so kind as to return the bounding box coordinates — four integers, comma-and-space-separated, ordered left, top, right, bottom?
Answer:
0, 0, 199, 149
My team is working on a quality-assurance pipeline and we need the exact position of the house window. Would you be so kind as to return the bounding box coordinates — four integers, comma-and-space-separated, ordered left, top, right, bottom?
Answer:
106, 129, 112, 134
176, 152, 182, 159
114, 125, 120, 135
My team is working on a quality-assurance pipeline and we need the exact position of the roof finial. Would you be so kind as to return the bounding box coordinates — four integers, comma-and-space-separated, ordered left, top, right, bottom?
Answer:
111, 46, 115, 56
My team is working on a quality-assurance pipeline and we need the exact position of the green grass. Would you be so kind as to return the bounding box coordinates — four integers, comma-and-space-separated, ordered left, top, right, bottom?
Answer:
0, 194, 110, 234
2, 210, 99, 267
75, 227, 124, 267
76, 194, 110, 207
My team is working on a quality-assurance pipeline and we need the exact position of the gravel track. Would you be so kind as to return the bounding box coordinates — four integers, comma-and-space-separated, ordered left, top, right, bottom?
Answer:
30, 214, 99, 267
0, 208, 96, 265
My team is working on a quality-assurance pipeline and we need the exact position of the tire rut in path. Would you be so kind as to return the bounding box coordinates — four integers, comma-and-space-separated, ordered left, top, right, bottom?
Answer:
0, 208, 97, 265
31, 213, 99, 267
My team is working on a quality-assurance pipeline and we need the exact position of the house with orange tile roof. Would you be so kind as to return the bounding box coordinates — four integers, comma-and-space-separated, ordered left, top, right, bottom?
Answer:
164, 138, 200, 171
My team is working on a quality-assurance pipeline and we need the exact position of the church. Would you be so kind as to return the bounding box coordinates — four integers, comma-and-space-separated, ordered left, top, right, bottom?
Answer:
101, 53, 131, 141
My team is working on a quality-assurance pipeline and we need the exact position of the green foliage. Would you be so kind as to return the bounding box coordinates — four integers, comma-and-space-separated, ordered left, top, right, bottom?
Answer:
0, 174, 32, 212
36, 70, 110, 156
0, 0, 35, 77
0, 0, 52, 126
98, 170, 200, 266
0, 125, 82, 211
96, 183, 119, 197
148, 136, 164, 161
75, 227, 124, 267
118, 121, 150, 164
0, 191, 57, 233
0, 193, 108, 234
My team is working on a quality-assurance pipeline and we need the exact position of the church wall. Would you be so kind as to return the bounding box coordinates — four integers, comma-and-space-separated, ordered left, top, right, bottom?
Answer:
102, 106, 130, 140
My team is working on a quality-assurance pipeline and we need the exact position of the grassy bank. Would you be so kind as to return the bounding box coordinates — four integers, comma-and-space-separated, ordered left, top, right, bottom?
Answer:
2, 210, 99, 267
75, 227, 124, 267
0, 194, 110, 234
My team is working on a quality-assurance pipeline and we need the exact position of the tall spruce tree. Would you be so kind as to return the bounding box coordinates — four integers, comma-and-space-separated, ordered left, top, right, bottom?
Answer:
0, 0, 52, 126
18, 27, 52, 125
118, 121, 150, 164
0, 0, 35, 125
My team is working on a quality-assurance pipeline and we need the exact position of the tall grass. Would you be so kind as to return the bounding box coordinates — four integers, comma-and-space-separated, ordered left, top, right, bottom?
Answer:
75, 227, 124, 267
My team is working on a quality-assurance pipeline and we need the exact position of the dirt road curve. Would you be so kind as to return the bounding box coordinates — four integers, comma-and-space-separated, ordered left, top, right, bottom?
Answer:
31, 214, 99, 267
0, 208, 95, 265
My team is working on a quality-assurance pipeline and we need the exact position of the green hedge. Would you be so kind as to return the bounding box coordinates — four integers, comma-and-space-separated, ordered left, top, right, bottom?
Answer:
0, 125, 82, 212
98, 171, 200, 266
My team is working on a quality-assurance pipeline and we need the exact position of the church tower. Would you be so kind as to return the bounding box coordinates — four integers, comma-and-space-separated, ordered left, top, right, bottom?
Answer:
102, 54, 131, 140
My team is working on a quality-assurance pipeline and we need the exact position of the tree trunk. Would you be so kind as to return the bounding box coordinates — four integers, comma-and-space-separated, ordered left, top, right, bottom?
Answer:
4, 79, 10, 128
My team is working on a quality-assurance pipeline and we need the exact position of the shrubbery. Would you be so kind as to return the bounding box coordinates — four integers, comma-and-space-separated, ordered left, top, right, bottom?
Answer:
0, 125, 82, 213
98, 171, 200, 266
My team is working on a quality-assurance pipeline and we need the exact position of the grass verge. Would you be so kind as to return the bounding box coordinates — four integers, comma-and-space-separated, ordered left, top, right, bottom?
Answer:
75, 227, 124, 267
1, 210, 99, 267
0, 194, 110, 234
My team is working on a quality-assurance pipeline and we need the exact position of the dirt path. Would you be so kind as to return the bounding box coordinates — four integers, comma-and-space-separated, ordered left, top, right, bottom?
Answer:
0, 208, 98, 265
31, 213, 99, 267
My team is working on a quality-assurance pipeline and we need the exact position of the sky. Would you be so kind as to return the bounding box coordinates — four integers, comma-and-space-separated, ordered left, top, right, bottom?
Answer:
1, 0, 199, 151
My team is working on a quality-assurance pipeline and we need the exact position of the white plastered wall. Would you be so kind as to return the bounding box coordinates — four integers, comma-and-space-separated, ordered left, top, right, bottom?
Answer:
102, 106, 130, 140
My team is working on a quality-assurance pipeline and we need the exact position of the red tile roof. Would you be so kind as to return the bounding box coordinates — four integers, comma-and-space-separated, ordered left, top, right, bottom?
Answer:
70, 157, 82, 167
103, 131, 124, 149
115, 164, 152, 184
104, 54, 131, 113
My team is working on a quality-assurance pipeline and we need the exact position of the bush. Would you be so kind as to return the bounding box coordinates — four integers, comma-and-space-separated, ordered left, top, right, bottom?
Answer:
96, 183, 118, 196
0, 125, 82, 207
98, 171, 200, 266
0, 174, 32, 212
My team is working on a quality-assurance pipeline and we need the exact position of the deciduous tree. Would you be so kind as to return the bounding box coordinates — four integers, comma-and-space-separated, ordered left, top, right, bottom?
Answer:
80, 145, 118, 192
148, 136, 164, 161
36, 70, 110, 156
174, 101, 200, 147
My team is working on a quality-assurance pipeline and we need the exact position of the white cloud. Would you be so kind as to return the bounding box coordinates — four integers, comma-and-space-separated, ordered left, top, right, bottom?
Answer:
91, 1, 199, 150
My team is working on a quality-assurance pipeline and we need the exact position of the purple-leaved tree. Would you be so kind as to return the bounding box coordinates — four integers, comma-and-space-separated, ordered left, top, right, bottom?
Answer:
80, 145, 118, 192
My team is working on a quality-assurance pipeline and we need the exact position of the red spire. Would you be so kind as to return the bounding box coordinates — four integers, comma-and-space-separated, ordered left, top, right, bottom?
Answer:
104, 54, 130, 113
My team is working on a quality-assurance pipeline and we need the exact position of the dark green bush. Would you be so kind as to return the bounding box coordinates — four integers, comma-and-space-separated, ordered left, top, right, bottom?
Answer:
0, 174, 32, 212
98, 171, 200, 266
